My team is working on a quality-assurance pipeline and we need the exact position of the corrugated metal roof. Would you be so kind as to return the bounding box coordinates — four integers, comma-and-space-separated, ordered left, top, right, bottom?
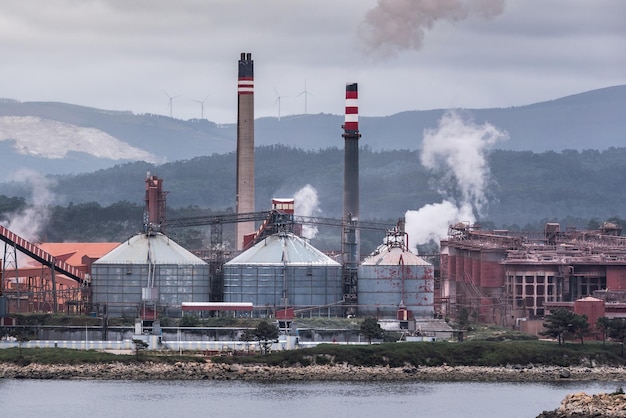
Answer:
362, 245, 432, 266
94, 233, 206, 265
37, 242, 120, 265
226, 233, 341, 266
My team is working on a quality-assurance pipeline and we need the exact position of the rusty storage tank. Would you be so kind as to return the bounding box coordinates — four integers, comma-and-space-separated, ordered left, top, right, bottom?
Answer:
223, 232, 343, 317
358, 224, 434, 318
91, 232, 210, 318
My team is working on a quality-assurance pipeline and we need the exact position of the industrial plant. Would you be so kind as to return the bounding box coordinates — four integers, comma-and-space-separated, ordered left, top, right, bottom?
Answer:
1, 52, 625, 346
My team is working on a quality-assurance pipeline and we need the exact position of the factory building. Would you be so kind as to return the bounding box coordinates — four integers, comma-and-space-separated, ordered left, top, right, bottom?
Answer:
0, 239, 117, 314
7, 51, 626, 333
223, 232, 343, 318
359, 222, 434, 319
439, 221, 626, 328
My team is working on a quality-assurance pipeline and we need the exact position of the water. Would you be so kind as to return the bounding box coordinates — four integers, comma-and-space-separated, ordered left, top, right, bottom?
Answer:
1, 379, 623, 418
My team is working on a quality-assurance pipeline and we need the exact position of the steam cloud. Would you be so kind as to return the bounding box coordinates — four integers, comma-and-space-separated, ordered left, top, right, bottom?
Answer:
405, 111, 508, 252
2, 169, 56, 242
294, 184, 321, 240
359, 0, 505, 57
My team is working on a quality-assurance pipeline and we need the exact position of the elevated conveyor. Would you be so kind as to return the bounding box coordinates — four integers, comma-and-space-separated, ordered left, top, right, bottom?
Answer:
0, 225, 86, 285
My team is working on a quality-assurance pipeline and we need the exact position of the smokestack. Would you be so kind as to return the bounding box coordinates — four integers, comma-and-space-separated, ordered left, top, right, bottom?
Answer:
236, 52, 255, 251
342, 83, 361, 310
343, 83, 360, 221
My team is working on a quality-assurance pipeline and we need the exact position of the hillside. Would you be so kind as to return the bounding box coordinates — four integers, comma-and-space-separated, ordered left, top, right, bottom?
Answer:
2, 146, 626, 243
1, 85, 625, 182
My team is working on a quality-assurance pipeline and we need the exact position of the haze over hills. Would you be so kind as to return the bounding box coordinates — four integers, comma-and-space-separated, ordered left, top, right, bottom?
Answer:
0, 85, 625, 183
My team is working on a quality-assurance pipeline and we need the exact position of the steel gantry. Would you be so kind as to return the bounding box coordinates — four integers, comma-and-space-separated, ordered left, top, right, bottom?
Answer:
166, 211, 395, 308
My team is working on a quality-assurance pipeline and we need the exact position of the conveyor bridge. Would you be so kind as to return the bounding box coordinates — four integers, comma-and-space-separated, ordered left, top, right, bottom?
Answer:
0, 225, 86, 285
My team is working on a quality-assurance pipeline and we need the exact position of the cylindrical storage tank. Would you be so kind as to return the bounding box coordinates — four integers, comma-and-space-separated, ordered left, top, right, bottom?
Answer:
92, 232, 210, 318
358, 246, 434, 318
574, 296, 605, 331
223, 233, 343, 317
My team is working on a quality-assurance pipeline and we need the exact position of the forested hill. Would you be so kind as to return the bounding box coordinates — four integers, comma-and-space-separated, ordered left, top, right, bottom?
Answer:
2, 145, 626, 233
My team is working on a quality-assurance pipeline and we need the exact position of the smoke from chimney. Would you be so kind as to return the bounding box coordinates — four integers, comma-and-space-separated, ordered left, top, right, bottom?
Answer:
294, 184, 321, 240
404, 111, 508, 251
2, 169, 56, 242
359, 0, 506, 57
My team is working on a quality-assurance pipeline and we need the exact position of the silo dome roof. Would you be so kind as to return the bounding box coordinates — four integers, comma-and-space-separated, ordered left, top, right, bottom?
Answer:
362, 244, 432, 266
94, 232, 206, 265
226, 233, 341, 266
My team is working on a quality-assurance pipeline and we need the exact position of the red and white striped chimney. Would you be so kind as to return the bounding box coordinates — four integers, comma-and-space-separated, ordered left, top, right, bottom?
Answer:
342, 83, 361, 305
344, 83, 359, 133
343, 82, 361, 222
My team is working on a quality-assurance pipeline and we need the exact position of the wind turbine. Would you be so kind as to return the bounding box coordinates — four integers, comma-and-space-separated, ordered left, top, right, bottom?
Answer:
296, 81, 314, 115
274, 87, 288, 121
163, 90, 181, 118
192, 94, 210, 119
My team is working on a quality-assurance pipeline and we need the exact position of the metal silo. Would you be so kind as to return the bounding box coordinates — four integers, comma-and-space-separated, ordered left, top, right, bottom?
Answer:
358, 224, 434, 319
91, 232, 210, 318
223, 232, 343, 317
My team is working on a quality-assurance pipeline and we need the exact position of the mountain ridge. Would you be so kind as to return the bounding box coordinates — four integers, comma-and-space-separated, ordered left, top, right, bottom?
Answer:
1, 85, 625, 182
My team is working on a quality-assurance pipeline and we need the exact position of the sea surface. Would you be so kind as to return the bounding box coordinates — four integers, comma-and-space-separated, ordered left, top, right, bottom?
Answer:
1, 379, 624, 418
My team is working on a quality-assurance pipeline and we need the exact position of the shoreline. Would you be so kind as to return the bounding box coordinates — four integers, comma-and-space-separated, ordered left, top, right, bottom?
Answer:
2, 362, 626, 382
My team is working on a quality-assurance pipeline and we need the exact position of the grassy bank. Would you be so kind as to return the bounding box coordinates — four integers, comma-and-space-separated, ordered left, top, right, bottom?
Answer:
0, 347, 202, 365
212, 340, 626, 368
1, 341, 625, 369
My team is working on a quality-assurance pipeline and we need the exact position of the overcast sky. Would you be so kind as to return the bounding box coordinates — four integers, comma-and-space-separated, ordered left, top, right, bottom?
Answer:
1, 0, 625, 124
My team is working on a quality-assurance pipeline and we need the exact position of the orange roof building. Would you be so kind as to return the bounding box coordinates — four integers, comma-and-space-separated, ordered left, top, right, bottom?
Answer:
2, 242, 119, 315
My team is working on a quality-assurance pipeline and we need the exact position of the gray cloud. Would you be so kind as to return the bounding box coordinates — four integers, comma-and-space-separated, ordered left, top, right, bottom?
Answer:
358, 0, 506, 58
0, 0, 624, 123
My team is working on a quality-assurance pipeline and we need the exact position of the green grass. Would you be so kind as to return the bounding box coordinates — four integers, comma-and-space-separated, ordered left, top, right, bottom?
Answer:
213, 340, 626, 368
464, 325, 539, 342
0, 347, 203, 365
2, 319, 622, 369
1, 340, 625, 369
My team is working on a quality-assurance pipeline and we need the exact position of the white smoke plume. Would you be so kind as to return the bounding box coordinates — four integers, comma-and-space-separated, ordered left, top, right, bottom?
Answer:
294, 184, 321, 240
359, 0, 506, 57
405, 111, 508, 252
3, 169, 57, 242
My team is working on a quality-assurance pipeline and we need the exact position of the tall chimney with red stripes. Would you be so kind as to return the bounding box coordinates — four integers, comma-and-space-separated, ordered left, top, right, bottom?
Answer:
342, 82, 361, 310
236, 52, 255, 251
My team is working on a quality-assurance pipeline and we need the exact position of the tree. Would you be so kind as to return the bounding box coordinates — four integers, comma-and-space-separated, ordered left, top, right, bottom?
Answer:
570, 313, 590, 344
132, 339, 149, 360
607, 318, 626, 357
597, 316, 611, 346
457, 307, 470, 329
239, 328, 255, 353
14, 333, 29, 357
360, 317, 384, 344
251, 320, 279, 355
540, 308, 589, 345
